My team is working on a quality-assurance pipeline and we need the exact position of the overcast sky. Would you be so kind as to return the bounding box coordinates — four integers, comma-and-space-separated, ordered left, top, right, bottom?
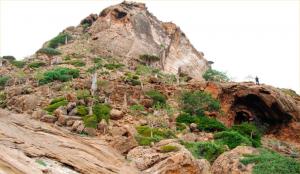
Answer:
0, 0, 299, 93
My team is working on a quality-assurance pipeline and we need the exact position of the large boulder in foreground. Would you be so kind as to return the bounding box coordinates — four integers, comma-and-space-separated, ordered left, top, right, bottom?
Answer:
211, 146, 258, 174
127, 139, 211, 174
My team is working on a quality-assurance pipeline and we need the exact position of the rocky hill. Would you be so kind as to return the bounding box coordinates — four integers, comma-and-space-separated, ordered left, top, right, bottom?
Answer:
0, 1, 300, 174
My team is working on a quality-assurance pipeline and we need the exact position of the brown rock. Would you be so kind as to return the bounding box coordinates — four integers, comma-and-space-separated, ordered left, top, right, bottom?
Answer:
97, 119, 108, 134
31, 109, 46, 120
110, 109, 123, 120
140, 99, 153, 108
189, 123, 198, 132
40, 115, 57, 123
84, 127, 97, 136
211, 146, 258, 174
66, 120, 75, 127
65, 93, 77, 102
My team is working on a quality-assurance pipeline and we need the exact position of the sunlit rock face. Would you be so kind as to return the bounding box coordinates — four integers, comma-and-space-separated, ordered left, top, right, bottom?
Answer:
63, 1, 209, 80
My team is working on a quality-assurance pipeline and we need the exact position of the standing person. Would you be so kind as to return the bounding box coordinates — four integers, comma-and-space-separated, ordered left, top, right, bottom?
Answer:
255, 76, 259, 85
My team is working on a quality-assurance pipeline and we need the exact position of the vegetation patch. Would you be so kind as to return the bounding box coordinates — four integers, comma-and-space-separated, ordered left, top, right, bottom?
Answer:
180, 91, 220, 115
39, 67, 80, 85
160, 145, 179, 153
44, 100, 68, 113
182, 141, 225, 162
83, 115, 98, 128
68, 60, 86, 67
135, 126, 176, 146
2, 55, 16, 61
139, 54, 160, 65
240, 148, 300, 174
214, 130, 252, 149
47, 33, 71, 48
0, 91, 6, 108
92, 104, 111, 124
145, 90, 166, 106
202, 68, 230, 82
0, 76, 10, 88
130, 104, 145, 111
104, 63, 124, 70
10, 60, 26, 68
231, 122, 262, 147
28, 61, 46, 69
197, 116, 227, 132
76, 105, 89, 116
123, 72, 141, 86
76, 89, 91, 100
36, 48, 61, 56
50, 97, 66, 105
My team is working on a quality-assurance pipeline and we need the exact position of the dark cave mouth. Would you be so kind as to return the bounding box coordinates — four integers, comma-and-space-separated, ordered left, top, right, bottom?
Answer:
232, 94, 293, 133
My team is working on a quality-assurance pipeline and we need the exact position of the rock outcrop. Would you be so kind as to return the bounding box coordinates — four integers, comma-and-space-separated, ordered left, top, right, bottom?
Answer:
0, 109, 138, 174
61, 1, 209, 80
204, 82, 300, 143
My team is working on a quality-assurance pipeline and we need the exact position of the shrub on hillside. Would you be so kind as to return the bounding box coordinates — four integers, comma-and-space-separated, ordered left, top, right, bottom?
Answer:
180, 91, 220, 115
231, 122, 262, 147
183, 141, 225, 162
92, 104, 111, 123
104, 63, 124, 70
50, 97, 66, 105
47, 33, 71, 48
123, 72, 141, 86
0, 91, 6, 108
145, 90, 166, 106
197, 116, 227, 132
28, 61, 46, 69
36, 48, 61, 56
10, 60, 26, 68
176, 112, 196, 124
0, 76, 10, 87
68, 60, 86, 67
44, 99, 68, 113
202, 69, 230, 82
39, 67, 80, 85
76, 89, 91, 100
135, 126, 176, 146
2, 55, 16, 61
83, 115, 98, 128
139, 54, 160, 65
76, 105, 89, 116
240, 148, 300, 174
214, 130, 252, 149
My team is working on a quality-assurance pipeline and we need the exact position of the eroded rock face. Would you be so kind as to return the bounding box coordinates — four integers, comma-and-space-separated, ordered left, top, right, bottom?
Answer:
204, 82, 300, 143
127, 139, 211, 174
62, 1, 209, 80
0, 109, 139, 174
211, 146, 258, 174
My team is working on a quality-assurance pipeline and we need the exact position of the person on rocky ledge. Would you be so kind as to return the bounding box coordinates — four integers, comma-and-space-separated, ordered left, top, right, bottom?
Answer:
255, 76, 260, 85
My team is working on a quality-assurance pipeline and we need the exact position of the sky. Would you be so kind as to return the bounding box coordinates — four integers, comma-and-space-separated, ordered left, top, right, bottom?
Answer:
0, 0, 299, 93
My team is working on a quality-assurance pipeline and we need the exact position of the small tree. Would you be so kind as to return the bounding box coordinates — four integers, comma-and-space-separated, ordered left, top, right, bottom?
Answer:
202, 69, 230, 82
139, 54, 160, 66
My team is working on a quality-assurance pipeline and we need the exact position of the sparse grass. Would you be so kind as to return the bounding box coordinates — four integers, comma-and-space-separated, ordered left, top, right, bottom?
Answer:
68, 60, 86, 67
39, 67, 79, 85
35, 159, 47, 167
76, 89, 91, 100
130, 104, 145, 111
160, 145, 179, 153
76, 105, 89, 116
240, 148, 300, 174
50, 97, 66, 105
123, 72, 141, 86
0, 76, 10, 87
104, 63, 124, 70
139, 54, 160, 65
135, 126, 176, 146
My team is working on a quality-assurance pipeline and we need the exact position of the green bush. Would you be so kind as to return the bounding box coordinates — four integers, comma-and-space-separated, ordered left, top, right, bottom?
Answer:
135, 135, 161, 146
183, 141, 225, 162
76, 89, 91, 100
39, 67, 80, 85
180, 91, 220, 115
231, 122, 262, 147
2, 55, 16, 61
10, 60, 26, 68
240, 149, 300, 174
104, 63, 124, 70
0, 76, 10, 87
47, 33, 71, 48
160, 145, 179, 153
176, 122, 187, 131
136, 126, 175, 139
130, 104, 145, 111
83, 115, 98, 128
197, 116, 227, 132
28, 61, 46, 69
92, 104, 111, 123
145, 90, 166, 106
139, 54, 160, 65
76, 105, 89, 116
50, 97, 66, 104
202, 69, 230, 82
176, 112, 196, 124
214, 130, 252, 149
0, 91, 6, 108
68, 60, 86, 67
123, 72, 141, 86
36, 48, 61, 56
44, 100, 68, 113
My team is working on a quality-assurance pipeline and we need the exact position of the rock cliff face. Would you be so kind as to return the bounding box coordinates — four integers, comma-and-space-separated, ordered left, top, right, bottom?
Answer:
61, 1, 209, 80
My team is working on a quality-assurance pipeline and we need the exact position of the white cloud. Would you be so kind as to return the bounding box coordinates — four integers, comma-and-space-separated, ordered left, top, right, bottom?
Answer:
1, 0, 299, 93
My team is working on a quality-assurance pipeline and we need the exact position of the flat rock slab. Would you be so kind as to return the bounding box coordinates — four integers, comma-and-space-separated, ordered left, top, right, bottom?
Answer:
0, 109, 139, 174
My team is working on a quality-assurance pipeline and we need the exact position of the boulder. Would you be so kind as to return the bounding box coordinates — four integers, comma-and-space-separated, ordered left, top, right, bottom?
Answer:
40, 115, 58, 123
72, 120, 85, 133
6, 94, 40, 113
211, 146, 258, 174
189, 123, 198, 132
31, 109, 46, 120
97, 119, 108, 134
84, 127, 97, 136
110, 109, 123, 120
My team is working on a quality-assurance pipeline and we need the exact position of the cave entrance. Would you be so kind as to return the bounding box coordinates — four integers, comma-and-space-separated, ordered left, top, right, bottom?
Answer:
232, 94, 292, 133
114, 9, 127, 19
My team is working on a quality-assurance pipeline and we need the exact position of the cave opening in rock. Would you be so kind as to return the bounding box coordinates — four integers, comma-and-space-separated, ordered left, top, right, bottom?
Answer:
232, 94, 292, 133
114, 9, 127, 19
